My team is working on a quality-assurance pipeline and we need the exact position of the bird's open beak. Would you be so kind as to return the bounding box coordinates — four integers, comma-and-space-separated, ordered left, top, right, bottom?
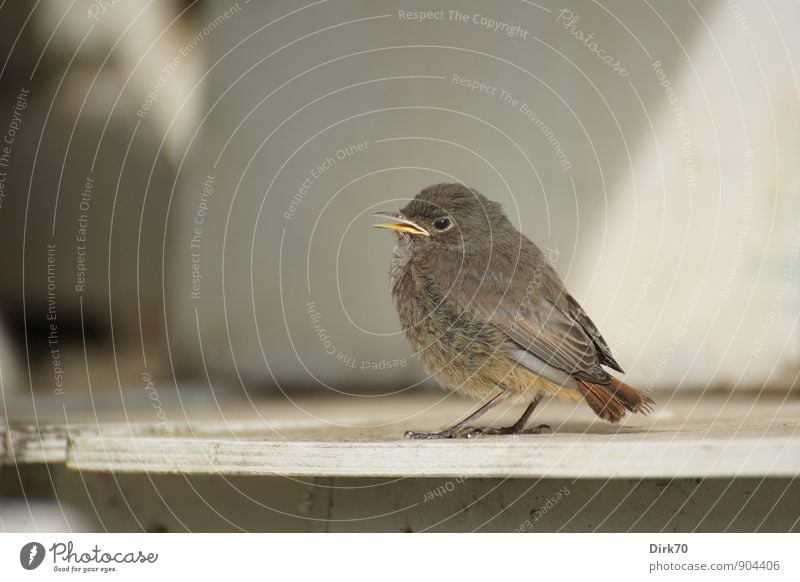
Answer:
372, 211, 430, 236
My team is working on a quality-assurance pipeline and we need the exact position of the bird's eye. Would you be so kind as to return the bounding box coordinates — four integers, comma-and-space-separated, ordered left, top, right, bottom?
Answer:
433, 217, 451, 231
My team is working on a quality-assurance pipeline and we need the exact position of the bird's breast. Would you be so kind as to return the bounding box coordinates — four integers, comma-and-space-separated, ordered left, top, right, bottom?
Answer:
388, 242, 413, 289
390, 269, 512, 395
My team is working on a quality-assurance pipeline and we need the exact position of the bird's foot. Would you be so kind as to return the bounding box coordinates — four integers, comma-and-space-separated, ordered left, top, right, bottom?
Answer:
404, 424, 551, 439
472, 423, 552, 436
403, 426, 486, 440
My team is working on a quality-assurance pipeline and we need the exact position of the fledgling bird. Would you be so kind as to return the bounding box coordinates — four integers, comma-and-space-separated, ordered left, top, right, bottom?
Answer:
373, 183, 654, 439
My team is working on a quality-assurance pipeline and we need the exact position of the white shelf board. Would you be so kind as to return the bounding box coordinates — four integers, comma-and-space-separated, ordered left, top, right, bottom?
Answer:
3, 392, 799, 479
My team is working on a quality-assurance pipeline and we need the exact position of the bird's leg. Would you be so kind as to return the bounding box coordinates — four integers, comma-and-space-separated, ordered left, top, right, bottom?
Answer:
477, 394, 551, 436
404, 389, 508, 439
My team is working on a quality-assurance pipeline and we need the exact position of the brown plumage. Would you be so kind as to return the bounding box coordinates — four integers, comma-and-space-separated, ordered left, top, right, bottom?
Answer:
576, 377, 654, 423
373, 183, 654, 438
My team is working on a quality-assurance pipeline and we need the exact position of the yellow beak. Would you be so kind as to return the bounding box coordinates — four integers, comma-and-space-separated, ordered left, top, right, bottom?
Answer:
372, 212, 430, 236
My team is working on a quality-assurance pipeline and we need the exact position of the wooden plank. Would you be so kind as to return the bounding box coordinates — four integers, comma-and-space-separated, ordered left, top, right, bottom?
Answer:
64, 432, 800, 479
4, 424, 75, 465
3, 393, 799, 478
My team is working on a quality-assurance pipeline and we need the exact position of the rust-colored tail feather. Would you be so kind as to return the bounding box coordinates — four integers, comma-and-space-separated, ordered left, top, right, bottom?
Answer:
576, 377, 654, 423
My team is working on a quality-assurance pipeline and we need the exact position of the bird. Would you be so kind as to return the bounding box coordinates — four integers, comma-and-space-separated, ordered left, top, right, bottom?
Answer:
372, 183, 654, 439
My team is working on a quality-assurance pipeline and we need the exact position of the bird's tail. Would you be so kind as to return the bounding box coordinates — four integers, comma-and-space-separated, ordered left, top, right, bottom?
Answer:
576, 377, 654, 423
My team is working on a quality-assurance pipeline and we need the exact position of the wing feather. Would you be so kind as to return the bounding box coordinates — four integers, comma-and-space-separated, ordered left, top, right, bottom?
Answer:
426, 243, 616, 384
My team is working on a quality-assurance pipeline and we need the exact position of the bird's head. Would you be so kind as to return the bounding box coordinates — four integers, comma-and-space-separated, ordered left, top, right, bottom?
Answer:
372, 183, 509, 250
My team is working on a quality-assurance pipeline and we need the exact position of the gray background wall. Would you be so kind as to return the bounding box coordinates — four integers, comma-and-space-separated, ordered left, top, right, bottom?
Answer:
169, 0, 800, 395
0, 0, 797, 402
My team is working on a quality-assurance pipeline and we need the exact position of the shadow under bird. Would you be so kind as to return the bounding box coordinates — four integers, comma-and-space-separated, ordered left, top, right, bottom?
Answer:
373, 183, 654, 439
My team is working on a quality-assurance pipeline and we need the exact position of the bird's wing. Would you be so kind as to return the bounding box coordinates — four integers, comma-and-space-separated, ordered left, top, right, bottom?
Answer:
501, 298, 612, 383
428, 257, 613, 384
563, 292, 624, 373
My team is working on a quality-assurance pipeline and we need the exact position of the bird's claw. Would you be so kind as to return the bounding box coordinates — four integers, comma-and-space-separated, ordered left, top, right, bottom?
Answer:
403, 424, 551, 439
529, 423, 552, 434
403, 426, 485, 440
460, 423, 553, 436
483, 423, 553, 435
